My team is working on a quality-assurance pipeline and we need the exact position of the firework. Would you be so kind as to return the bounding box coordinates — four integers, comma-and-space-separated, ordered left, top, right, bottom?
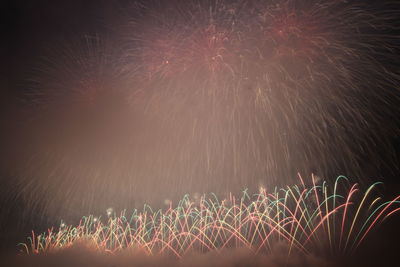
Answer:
11, 0, 400, 219
19, 177, 400, 261
125, 0, 400, 186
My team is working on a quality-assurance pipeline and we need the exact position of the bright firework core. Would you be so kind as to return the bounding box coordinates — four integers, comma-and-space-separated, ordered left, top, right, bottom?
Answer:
9, 0, 399, 224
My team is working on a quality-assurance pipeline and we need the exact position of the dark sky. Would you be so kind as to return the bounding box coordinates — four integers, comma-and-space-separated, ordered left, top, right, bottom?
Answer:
2, 1, 111, 82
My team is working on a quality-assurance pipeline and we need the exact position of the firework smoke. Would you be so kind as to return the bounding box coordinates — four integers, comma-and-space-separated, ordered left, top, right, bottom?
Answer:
7, 244, 334, 267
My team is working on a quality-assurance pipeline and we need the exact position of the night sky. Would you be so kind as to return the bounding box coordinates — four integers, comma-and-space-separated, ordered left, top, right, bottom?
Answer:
1, 0, 400, 266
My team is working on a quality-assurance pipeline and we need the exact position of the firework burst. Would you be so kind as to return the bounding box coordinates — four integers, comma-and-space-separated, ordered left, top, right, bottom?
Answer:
125, 0, 400, 184
11, 0, 400, 220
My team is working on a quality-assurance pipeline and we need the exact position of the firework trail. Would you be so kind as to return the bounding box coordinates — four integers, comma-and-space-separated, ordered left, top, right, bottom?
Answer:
10, 0, 400, 219
19, 178, 400, 262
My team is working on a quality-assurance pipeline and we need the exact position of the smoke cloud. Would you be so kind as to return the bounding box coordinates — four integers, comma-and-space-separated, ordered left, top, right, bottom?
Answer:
7, 241, 334, 267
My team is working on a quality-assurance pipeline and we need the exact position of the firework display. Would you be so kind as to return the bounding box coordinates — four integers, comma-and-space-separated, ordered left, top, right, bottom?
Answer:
2, 1, 400, 266
12, 0, 399, 220
20, 177, 400, 260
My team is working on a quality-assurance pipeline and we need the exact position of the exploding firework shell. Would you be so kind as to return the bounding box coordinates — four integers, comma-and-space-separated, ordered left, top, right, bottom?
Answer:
14, 0, 400, 219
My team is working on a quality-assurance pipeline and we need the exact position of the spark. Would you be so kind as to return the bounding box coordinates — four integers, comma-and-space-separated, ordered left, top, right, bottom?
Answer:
20, 178, 400, 258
